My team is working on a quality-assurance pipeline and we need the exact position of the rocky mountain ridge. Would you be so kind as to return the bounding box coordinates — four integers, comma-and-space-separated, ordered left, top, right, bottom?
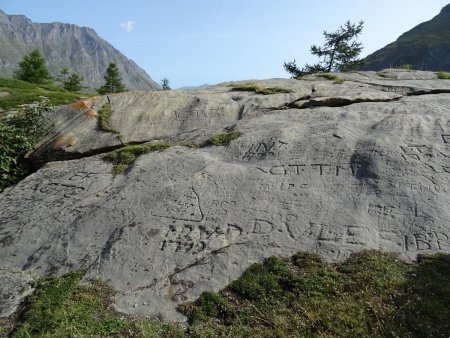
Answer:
0, 10, 161, 91
1, 70, 449, 321
361, 3, 450, 71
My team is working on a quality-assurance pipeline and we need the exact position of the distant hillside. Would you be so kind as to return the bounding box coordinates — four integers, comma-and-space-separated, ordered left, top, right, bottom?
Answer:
0, 10, 161, 91
361, 3, 450, 71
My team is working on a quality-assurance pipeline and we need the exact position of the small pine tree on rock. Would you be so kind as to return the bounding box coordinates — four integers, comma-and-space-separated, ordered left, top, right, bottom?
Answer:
284, 20, 364, 77
14, 49, 53, 84
96, 63, 126, 95
161, 77, 171, 90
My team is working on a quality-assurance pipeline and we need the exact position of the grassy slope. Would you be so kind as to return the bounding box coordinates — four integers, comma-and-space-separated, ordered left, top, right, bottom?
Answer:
363, 6, 450, 70
0, 77, 88, 110
1, 250, 449, 337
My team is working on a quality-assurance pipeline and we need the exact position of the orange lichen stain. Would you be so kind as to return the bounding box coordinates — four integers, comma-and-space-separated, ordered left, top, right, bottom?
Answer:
71, 100, 90, 110
52, 136, 78, 150
84, 108, 98, 118
70, 97, 99, 110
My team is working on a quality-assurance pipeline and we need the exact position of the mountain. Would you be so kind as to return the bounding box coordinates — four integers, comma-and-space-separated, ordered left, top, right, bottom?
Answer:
0, 10, 161, 91
361, 3, 450, 71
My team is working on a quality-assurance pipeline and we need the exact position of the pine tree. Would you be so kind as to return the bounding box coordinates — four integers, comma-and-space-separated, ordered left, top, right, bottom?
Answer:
14, 49, 52, 84
57, 68, 84, 92
96, 63, 126, 94
284, 20, 364, 77
64, 73, 84, 92
161, 77, 171, 90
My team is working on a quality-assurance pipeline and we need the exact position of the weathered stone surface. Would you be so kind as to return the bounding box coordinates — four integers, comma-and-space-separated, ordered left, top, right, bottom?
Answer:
1, 71, 450, 320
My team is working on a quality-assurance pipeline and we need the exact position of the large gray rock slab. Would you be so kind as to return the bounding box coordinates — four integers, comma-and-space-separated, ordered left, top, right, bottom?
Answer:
1, 74, 450, 320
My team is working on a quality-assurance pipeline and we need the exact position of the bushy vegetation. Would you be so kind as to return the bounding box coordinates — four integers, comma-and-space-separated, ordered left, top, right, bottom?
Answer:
2, 251, 449, 337
181, 251, 450, 337
0, 97, 53, 191
0, 77, 86, 110
229, 83, 292, 95
13, 49, 52, 84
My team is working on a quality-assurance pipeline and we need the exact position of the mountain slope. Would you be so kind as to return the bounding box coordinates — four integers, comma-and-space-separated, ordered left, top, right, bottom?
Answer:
0, 10, 161, 91
361, 3, 450, 71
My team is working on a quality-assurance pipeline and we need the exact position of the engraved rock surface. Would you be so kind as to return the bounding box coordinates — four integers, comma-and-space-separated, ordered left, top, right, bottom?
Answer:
1, 71, 450, 320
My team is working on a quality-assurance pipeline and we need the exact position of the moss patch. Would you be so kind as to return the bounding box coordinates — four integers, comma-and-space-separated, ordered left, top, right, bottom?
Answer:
181, 251, 450, 337
229, 83, 292, 95
98, 102, 119, 134
317, 73, 344, 84
103, 143, 174, 174
8, 271, 183, 337
203, 131, 241, 146
437, 71, 450, 79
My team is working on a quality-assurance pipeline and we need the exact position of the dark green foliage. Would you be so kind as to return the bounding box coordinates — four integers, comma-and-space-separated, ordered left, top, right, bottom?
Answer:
180, 291, 233, 325
161, 77, 171, 90
96, 63, 126, 94
58, 67, 84, 92
0, 98, 53, 191
10, 271, 183, 337
285, 20, 364, 77
0, 77, 85, 110
13, 49, 52, 84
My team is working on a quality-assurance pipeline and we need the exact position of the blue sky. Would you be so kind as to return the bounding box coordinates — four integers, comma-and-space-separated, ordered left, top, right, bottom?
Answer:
1, 0, 449, 88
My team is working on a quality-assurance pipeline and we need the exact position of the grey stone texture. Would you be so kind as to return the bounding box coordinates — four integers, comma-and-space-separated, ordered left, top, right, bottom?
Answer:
1, 71, 450, 320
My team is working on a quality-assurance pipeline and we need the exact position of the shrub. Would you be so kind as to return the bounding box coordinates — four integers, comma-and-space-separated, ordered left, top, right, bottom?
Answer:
0, 97, 53, 191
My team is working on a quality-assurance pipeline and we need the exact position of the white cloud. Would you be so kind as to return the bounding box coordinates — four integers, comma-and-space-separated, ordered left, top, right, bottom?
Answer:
120, 20, 136, 33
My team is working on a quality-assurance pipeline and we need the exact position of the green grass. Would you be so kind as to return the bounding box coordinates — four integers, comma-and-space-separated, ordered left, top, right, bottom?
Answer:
8, 271, 183, 337
229, 83, 293, 95
203, 131, 241, 146
103, 143, 174, 174
437, 71, 450, 79
98, 102, 119, 134
377, 71, 399, 80
3, 251, 449, 337
0, 77, 88, 110
102, 131, 241, 174
181, 251, 450, 337
317, 73, 344, 84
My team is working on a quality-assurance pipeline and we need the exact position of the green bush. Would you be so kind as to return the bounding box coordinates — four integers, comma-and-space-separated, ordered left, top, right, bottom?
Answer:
0, 98, 53, 191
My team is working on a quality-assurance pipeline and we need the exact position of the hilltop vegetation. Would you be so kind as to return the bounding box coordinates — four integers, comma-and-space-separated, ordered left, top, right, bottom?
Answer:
0, 77, 87, 111
362, 4, 450, 70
